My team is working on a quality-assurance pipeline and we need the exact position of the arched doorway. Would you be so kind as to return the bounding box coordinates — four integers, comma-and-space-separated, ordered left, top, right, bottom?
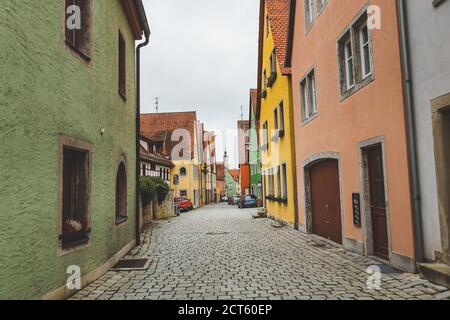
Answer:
308, 159, 343, 244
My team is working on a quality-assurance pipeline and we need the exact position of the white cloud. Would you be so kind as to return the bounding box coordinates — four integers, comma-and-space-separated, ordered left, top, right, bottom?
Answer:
141, 0, 259, 168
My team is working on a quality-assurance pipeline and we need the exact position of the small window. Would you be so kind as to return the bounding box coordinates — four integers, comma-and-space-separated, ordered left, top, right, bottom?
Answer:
274, 108, 279, 131
263, 69, 267, 91
279, 102, 285, 136
64, 0, 91, 59
282, 163, 288, 199
61, 146, 90, 249
300, 69, 317, 122
270, 50, 277, 75
269, 168, 275, 197
338, 12, 373, 97
261, 121, 269, 151
118, 31, 126, 99
115, 162, 128, 225
180, 167, 187, 176
276, 166, 282, 198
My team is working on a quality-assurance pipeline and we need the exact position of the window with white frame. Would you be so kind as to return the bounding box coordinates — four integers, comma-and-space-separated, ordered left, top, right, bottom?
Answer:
276, 165, 281, 198
304, 0, 314, 28
344, 37, 355, 90
338, 11, 374, 97
316, 0, 328, 13
300, 69, 317, 122
359, 23, 372, 79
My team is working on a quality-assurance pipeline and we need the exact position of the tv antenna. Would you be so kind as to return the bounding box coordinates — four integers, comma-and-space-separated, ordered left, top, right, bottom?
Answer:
154, 97, 160, 113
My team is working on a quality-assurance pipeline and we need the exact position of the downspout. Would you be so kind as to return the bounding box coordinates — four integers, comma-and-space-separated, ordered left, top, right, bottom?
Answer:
396, 0, 424, 263
135, 5, 151, 246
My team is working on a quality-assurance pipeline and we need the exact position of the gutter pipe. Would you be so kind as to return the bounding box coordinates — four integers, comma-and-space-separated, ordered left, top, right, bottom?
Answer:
396, 0, 424, 263
135, 1, 151, 246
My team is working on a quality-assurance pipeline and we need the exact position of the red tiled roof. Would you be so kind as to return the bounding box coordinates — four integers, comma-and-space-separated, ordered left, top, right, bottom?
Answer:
140, 112, 197, 159
266, 0, 291, 75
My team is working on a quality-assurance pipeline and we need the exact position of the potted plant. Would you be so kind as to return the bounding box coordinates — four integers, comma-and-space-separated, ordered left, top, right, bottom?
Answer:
62, 218, 88, 246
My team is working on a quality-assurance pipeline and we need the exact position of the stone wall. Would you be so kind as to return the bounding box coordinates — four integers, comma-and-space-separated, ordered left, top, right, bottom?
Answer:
141, 191, 175, 226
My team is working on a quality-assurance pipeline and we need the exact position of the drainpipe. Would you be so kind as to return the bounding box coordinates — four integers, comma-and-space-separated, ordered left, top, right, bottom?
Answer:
135, 11, 151, 246
396, 0, 424, 263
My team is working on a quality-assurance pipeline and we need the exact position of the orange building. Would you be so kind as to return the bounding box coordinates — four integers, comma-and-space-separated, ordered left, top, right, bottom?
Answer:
285, 0, 416, 272
239, 164, 251, 196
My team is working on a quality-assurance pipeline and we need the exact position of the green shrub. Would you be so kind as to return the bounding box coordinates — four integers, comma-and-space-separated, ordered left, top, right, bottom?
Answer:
139, 176, 170, 207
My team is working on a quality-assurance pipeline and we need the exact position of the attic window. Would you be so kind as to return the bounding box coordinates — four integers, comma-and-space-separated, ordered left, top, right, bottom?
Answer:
64, 0, 92, 60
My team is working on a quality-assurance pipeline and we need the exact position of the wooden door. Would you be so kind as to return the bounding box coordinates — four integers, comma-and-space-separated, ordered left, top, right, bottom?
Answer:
367, 145, 389, 260
310, 159, 342, 244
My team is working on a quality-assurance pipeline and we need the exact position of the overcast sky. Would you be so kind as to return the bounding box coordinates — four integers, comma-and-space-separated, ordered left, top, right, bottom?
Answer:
141, 0, 260, 168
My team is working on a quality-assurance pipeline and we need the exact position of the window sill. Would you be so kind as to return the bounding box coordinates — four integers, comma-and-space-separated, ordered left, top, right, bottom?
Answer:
65, 41, 92, 63
59, 233, 91, 256
115, 216, 128, 227
340, 74, 375, 102
301, 113, 319, 127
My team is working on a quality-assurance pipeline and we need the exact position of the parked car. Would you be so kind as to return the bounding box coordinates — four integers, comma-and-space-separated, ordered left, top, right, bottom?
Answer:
239, 195, 258, 208
221, 196, 228, 202
232, 195, 241, 205
174, 197, 193, 212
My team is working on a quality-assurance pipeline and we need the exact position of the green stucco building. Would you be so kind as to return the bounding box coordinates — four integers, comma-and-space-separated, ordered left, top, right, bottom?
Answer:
225, 168, 237, 197
0, 0, 149, 299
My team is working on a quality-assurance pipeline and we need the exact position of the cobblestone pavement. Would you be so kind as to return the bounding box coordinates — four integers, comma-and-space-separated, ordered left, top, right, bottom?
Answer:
71, 203, 450, 300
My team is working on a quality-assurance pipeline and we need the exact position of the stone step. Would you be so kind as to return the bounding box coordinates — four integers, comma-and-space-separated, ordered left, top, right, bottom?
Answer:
418, 263, 450, 289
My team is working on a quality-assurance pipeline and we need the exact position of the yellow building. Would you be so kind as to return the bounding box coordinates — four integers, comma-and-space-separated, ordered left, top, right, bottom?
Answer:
257, 0, 297, 227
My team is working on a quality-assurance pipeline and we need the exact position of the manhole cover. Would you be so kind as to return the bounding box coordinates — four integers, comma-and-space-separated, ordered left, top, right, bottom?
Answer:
206, 232, 231, 236
112, 259, 150, 271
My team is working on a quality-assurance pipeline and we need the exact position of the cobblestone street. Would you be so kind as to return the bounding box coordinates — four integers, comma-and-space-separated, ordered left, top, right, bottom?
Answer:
71, 204, 450, 300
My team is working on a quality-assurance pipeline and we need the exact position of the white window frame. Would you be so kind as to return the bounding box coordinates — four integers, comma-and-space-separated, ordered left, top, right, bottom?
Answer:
304, 0, 314, 28
300, 69, 318, 122
344, 38, 355, 90
359, 22, 372, 79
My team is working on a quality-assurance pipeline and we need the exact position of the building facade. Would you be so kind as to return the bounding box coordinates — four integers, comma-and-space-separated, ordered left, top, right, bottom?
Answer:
140, 136, 174, 185
257, 0, 298, 227
0, 0, 149, 299
285, 0, 416, 271
140, 112, 203, 208
399, 0, 450, 282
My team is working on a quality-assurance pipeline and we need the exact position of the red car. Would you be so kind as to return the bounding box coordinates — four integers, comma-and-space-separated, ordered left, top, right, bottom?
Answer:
174, 197, 194, 212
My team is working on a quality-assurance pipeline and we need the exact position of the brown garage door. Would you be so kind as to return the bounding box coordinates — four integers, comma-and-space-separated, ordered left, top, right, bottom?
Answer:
310, 159, 342, 244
